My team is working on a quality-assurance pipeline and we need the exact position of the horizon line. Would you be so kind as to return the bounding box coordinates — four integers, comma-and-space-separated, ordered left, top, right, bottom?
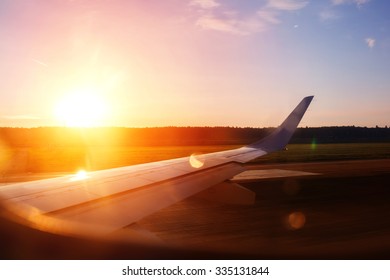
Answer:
0, 125, 389, 129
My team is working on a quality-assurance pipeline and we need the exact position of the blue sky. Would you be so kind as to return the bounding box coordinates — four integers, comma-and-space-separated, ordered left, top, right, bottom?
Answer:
0, 0, 389, 127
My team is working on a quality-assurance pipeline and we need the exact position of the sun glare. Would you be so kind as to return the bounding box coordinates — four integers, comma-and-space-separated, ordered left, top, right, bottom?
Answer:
71, 170, 89, 181
55, 88, 107, 127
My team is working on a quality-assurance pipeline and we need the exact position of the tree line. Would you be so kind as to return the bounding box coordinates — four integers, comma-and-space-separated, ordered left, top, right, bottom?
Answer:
0, 126, 389, 147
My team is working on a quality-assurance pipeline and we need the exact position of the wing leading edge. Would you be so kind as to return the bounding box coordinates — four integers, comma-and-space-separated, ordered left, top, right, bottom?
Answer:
0, 96, 314, 238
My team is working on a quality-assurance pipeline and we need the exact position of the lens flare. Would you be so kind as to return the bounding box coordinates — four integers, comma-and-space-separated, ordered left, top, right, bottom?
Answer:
311, 138, 317, 150
189, 153, 205, 169
287, 211, 306, 230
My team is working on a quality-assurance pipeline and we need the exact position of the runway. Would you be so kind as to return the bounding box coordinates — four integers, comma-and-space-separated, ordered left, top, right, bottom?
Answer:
135, 159, 390, 258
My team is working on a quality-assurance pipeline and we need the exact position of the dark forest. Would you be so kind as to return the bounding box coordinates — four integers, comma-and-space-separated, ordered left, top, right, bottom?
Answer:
1, 126, 389, 147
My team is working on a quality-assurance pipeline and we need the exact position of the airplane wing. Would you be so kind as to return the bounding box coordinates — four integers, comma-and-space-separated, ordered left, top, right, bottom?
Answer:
0, 96, 313, 239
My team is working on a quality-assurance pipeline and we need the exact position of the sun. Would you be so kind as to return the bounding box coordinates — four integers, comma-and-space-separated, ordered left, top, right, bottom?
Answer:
55, 88, 108, 127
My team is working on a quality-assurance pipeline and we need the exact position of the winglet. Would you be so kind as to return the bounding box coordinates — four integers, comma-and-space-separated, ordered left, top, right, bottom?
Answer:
248, 96, 314, 152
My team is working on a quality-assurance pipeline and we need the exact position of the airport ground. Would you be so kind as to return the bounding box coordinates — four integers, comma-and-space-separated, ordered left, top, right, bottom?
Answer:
133, 159, 390, 259
0, 144, 389, 259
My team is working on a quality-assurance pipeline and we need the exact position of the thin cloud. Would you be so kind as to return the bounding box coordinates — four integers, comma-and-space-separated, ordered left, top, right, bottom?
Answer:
257, 9, 281, 24
323, 0, 369, 22
196, 15, 265, 35
332, 0, 370, 8
191, 0, 309, 36
267, 0, 309, 11
196, 15, 240, 34
365, 37, 375, 48
31, 58, 48, 67
189, 0, 220, 9
319, 9, 339, 21
2, 115, 41, 120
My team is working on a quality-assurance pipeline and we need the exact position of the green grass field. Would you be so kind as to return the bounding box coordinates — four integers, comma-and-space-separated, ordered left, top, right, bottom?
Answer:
1, 143, 390, 174
251, 143, 390, 164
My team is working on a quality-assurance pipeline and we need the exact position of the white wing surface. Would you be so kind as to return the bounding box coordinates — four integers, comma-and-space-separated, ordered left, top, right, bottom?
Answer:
0, 96, 313, 237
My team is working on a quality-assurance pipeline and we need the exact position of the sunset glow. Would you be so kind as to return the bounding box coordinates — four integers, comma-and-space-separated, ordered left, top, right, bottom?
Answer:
0, 0, 389, 128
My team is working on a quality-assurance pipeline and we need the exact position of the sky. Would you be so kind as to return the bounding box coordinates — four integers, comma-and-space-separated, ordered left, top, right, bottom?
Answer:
0, 0, 389, 128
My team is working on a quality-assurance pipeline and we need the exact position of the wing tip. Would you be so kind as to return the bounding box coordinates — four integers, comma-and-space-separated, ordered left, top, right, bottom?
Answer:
306, 95, 314, 98
304, 95, 314, 102
246, 95, 314, 151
